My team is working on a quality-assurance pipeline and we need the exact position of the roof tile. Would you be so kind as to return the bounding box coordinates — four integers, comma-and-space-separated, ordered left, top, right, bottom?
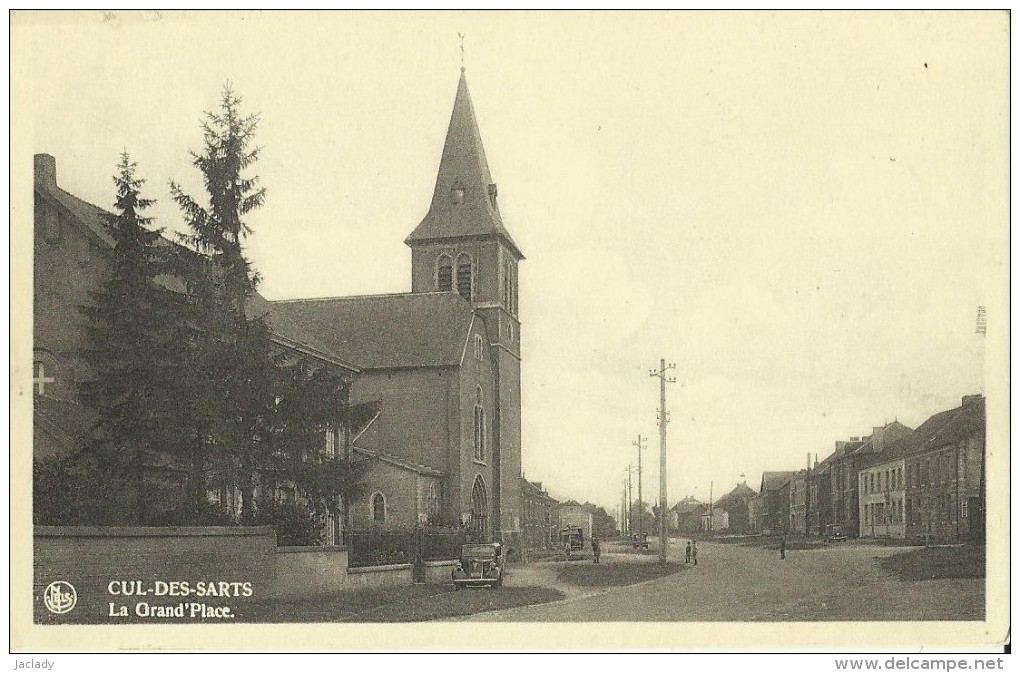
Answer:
270, 292, 475, 369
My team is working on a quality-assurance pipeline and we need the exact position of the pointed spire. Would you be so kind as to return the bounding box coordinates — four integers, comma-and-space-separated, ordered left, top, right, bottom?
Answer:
405, 71, 523, 259
432, 71, 494, 210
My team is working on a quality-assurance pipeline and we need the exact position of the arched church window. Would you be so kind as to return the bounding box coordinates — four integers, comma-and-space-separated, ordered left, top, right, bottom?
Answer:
473, 386, 486, 462
437, 255, 453, 292
427, 484, 439, 523
371, 492, 386, 523
456, 253, 473, 301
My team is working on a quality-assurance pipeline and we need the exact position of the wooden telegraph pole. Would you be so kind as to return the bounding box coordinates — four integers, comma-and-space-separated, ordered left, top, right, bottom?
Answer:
650, 359, 677, 564
633, 435, 647, 549
625, 464, 636, 536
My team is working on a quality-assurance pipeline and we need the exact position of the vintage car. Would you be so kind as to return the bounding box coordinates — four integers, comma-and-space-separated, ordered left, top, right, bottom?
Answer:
825, 524, 847, 542
451, 542, 504, 589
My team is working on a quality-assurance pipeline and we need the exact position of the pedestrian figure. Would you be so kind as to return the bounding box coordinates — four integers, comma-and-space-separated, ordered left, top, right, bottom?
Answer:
564, 540, 572, 561
591, 537, 601, 564
692, 540, 698, 566
780, 536, 786, 560
685, 541, 692, 564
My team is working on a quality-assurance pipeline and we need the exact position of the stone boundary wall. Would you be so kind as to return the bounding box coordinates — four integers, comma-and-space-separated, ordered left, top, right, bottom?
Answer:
34, 527, 458, 623
33, 526, 276, 624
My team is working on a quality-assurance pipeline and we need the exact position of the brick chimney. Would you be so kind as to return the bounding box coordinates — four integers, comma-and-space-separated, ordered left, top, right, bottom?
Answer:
34, 154, 56, 187
962, 394, 982, 407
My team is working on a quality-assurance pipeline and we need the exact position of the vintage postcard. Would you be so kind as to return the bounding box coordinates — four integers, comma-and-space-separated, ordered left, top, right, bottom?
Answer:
10, 10, 1010, 652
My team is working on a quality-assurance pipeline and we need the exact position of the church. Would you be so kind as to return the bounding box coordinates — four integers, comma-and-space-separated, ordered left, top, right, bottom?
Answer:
32, 68, 525, 545
271, 69, 524, 541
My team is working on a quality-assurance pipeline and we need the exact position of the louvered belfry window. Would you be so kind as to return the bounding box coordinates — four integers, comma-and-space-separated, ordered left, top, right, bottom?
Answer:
438, 256, 453, 291
456, 254, 472, 300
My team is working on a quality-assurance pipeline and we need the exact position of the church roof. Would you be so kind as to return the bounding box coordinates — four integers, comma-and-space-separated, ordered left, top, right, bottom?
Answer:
404, 71, 524, 260
270, 291, 476, 370
246, 293, 359, 372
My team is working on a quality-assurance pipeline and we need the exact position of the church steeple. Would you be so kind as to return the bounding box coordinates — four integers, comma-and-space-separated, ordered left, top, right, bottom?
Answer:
405, 71, 523, 260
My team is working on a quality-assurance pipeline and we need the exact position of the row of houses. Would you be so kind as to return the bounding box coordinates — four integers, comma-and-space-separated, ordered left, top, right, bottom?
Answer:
749, 394, 986, 543
521, 478, 618, 549
668, 484, 758, 536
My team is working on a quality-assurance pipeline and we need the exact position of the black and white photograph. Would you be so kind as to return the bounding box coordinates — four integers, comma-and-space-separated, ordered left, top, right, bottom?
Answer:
10, 10, 1010, 653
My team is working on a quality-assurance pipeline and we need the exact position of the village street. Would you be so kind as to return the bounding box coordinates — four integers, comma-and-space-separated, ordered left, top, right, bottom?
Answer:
456, 540, 984, 622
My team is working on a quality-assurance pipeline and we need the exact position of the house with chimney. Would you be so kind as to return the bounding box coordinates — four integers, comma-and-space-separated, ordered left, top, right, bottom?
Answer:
902, 395, 985, 543
827, 421, 913, 538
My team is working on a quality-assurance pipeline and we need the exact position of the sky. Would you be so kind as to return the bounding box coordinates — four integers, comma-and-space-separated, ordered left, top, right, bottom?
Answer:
15, 11, 1008, 515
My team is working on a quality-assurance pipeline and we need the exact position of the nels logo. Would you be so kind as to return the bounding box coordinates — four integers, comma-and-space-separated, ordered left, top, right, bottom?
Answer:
43, 581, 77, 614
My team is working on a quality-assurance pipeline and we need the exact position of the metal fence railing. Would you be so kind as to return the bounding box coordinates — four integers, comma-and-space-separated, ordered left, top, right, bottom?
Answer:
345, 531, 414, 568
420, 529, 466, 562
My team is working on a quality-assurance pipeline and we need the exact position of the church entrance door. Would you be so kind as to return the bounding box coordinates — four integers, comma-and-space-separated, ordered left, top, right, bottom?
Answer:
469, 476, 489, 541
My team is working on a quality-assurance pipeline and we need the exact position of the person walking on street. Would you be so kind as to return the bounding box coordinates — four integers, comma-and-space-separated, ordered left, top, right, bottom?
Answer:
564, 540, 572, 561
780, 536, 786, 560
691, 540, 698, 566
685, 541, 692, 564
591, 537, 601, 564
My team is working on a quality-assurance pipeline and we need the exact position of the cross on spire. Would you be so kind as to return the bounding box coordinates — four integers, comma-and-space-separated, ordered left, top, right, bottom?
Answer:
458, 32, 466, 71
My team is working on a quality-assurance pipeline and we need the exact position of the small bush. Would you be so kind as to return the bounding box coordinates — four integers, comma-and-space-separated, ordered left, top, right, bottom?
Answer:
254, 501, 323, 546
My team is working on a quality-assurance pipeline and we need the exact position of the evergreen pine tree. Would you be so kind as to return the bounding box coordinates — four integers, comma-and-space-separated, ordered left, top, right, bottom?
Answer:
170, 84, 274, 522
80, 152, 174, 523
169, 84, 367, 533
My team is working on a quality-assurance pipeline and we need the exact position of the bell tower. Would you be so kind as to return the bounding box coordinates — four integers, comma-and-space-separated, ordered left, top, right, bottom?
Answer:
405, 69, 524, 541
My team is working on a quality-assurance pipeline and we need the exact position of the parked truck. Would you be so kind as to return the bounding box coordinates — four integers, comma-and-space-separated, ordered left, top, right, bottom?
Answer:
558, 509, 593, 549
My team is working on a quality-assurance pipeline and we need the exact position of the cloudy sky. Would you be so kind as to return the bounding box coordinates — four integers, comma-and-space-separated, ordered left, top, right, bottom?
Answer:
15, 11, 1007, 514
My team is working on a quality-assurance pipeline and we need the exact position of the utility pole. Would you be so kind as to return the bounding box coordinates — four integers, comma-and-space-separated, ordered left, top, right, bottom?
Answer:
650, 359, 677, 564
709, 480, 714, 533
621, 478, 628, 536
625, 464, 636, 536
620, 475, 628, 538
633, 435, 647, 549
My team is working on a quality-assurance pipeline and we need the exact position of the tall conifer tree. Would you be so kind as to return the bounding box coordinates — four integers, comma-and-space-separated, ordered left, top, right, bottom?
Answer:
80, 152, 173, 522
170, 85, 274, 522
169, 84, 367, 532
